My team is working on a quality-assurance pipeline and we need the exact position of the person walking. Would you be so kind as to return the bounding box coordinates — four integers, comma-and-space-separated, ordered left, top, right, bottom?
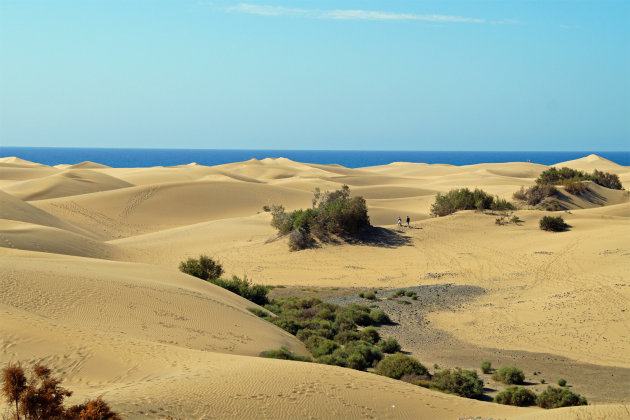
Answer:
397, 216, 402, 228
406, 216, 410, 228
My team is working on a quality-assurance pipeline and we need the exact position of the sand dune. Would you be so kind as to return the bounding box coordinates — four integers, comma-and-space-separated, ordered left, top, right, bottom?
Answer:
1, 169, 134, 201
1, 154, 628, 419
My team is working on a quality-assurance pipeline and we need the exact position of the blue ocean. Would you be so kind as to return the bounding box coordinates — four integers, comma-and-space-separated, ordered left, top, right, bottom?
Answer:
1, 147, 629, 168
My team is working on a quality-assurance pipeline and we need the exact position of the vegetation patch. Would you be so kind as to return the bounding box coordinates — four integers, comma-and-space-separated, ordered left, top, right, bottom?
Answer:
492, 366, 525, 385
261, 347, 311, 362
537, 386, 588, 409
494, 386, 537, 406
376, 353, 428, 379
539, 216, 569, 232
536, 167, 622, 190
270, 185, 371, 250
431, 368, 484, 398
431, 188, 515, 217
480, 360, 492, 374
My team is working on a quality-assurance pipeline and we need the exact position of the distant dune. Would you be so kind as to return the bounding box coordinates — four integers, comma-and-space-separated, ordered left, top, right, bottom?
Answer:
1, 155, 628, 419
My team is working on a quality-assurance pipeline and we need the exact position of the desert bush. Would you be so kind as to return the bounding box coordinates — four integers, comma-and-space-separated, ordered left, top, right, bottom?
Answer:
377, 338, 401, 354
345, 341, 383, 369
541, 198, 564, 211
334, 330, 361, 344
557, 378, 567, 387
376, 354, 428, 379
431, 188, 510, 217
2, 362, 121, 420
494, 386, 537, 406
270, 205, 292, 233
369, 309, 391, 324
480, 360, 492, 374
537, 386, 587, 409
305, 336, 339, 357
260, 347, 311, 362
363, 291, 376, 300
491, 197, 516, 211
247, 307, 270, 318
432, 368, 484, 399
590, 169, 622, 189
539, 216, 569, 232
262, 205, 271, 212
516, 184, 558, 206
404, 290, 417, 299
179, 255, 223, 280
492, 366, 525, 384
288, 228, 313, 251
562, 179, 590, 195
359, 326, 380, 344
211, 275, 270, 305
338, 304, 372, 327
510, 215, 522, 224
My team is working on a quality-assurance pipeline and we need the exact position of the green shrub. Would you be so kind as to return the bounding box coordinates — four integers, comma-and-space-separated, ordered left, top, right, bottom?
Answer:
590, 169, 622, 190
179, 255, 223, 280
537, 167, 623, 190
369, 309, 391, 324
480, 360, 492, 374
539, 216, 569, 232
305, 336, 339, 357
288, 228, 313, 251
492, 366, 525, 384
404, 290, 417, 299
557, 378, 567, 387
210, 275, 270, 305
334, 330, 361, 344
494, 386, 537, 406
537, 386, 587, 409
377, 338, 401, 354
262, 205, 271, 212
432, 368, 484, 399
359, 326, 380, 344
541, 198, 564, 211
563, 179, 589, 195
261, 347, 311, 362
518, 184, 558, 205
345, 340, 383, 369
431, 188, 513, 217
363, 291, 377, 300
376, 353, 428, 379
247, 307, 270, 318
270, 205, 292, 233
337, 304, 372, 327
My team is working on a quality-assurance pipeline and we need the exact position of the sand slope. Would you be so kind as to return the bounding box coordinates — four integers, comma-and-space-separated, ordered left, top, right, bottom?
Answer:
1, 154, 628, 419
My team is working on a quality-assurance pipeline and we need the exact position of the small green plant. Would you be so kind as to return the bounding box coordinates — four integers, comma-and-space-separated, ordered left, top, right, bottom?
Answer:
510, 215, 522, 224
179, 255, 223, 280
537, 386, 587, 409
363, 291, 377, 300
358, 292, 365, 298
494, 386, 537, 406
247, 307, 270, 318
262, 205, 271, 212
432, 368, 484, 399
540, 378, 546, 384
431, 188, 514, 217
492, 366, 525, 385
359, 326, 380, 344
433, 363, 439, 369
260, 347, 311, 362
480, 360, 492, 374
539, 216, 569, 232
377, 338, 401, 354
557, 378, 567, 387
369, 309, 390, 324
376, 353, 428, 379
404, 290, 417, 298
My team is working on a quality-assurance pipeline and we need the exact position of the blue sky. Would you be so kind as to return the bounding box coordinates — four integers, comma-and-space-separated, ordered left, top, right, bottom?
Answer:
1, 0, 628, 150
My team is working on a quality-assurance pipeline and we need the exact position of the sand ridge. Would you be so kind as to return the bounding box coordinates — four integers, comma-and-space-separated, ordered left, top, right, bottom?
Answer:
1, 154, 628, 418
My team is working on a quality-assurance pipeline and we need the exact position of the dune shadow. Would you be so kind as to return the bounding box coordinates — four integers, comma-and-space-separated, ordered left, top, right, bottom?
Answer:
476, 394, 495, 402
345, 226, 414, 248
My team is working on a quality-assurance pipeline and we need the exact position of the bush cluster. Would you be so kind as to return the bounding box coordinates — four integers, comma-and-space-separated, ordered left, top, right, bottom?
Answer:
537, 167, 622, 190
179, 256, 270, 305
494, 386, 537, 406
257, 298, 400, 372
431, 368, 484, 398
389, 290, 418, 300
562, 179, 590, 195
537, 386, 588, 409
2, 363, 120, 420
492, 366, 525, 384
376, 353, 428, 379
260, 347, 311, 362
539, 216, 569, 232
480, 360, 492, 374
513, 184, 559, 206
271, 185, 371, 250
431, 188, 515, 217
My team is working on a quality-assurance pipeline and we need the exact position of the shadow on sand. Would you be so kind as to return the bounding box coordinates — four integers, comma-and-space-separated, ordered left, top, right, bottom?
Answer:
344, 226, 414, 248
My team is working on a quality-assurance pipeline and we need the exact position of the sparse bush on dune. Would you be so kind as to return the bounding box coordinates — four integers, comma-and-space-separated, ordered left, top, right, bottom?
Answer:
480, 360, 492, 374
2, 362, 121, 420
513, 184, 559, 206
270, 185, 371, 250
431, 188, 515, 217
562, 179, 590, 195
492, 366, 525, 385
494, 386, 537, 406
537, 386, 587, 409
178, 254, 223, 280
376, 353, 428, 379
539, 216, 569, 232
431, 368, 484, 399
377, 338, 401, 354
369, 309, 391, 324
536, 167, 623, 190
557, 378, 567, 387
260, 347, 311, 362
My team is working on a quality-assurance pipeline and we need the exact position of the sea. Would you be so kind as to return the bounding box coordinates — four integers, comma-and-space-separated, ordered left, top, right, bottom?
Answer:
1, 147, 629, 168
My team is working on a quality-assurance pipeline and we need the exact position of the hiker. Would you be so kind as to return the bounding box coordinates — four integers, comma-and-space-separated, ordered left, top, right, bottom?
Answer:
406, 216, 410, 228
397, 216, 402, 228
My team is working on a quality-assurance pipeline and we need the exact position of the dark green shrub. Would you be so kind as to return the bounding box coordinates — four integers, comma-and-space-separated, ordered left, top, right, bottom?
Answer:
262, 205, 271, 212
432, 368, 484, 399
363, 291, 376, 300
210, 275, 270, 305
314, 308, 336, 321
431, 188, 508, 217
359, 326, 380, 344
536, 167, 623, 190
376, 353, 428, 379
271, 317, 303, 335
563, 179, 589, 195
369, 309, 391, 324
539, 216, 569, 232
537, 386, 587, 409
404, 290, 417, 298
345, 340, 383, 369
337, 304, 372, 327
305, 336, 339, 357
492, 196, 516, 211
288, 228, 313, 251
179, 255, 223, 280
334, 330, 361, 344
480, 360, 492, 374
522, 184, 558, 205
377, 338, 401, 354
261, 347, 311, 362
494, 386, 537, 406
590, 169, 622, 189
541, 198, 564, 211
247, 307, 270, 318
557, 378, 567, 387
492, 366, 525, 384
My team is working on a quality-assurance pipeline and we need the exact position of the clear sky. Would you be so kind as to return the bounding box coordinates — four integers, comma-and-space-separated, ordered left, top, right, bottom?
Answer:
1, 0, 629, 150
